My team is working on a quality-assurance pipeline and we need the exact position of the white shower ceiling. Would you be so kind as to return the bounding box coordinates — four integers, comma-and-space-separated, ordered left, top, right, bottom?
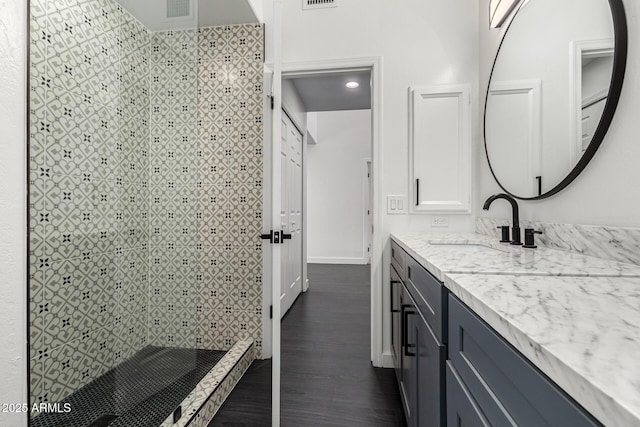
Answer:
114, 0, 259, 31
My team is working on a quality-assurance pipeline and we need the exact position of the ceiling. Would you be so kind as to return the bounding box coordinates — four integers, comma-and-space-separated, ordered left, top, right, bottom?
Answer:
287, 71, 372, 112
115, 0, 259, 31
198, 0, 259, 27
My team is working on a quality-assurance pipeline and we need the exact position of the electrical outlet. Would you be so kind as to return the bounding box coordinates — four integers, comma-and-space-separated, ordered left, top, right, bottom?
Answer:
387, 195, 408, 214
431, 216, 449, 228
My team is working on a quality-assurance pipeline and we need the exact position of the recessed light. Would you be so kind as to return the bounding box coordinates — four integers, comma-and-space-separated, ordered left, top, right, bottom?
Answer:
346, 81, 360, 89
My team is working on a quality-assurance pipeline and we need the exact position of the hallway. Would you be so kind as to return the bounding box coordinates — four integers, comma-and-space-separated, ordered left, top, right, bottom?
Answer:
211, 264, 406, 426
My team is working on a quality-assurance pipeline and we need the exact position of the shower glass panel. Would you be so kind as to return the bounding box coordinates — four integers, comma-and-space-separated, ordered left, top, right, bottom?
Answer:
29, 0, 265, 424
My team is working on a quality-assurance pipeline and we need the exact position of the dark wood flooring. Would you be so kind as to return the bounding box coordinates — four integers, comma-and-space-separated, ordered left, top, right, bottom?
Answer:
210, 264, 406, 426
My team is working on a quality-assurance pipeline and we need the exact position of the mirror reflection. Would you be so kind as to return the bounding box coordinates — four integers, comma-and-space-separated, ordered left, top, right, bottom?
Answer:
485, 0, 615, 198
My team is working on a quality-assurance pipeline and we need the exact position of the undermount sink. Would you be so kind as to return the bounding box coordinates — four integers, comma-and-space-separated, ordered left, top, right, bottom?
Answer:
428, 242, 507, 254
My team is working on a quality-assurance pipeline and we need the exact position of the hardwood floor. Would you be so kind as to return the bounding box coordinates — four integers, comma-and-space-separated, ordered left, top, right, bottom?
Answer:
210, 264, 406, 427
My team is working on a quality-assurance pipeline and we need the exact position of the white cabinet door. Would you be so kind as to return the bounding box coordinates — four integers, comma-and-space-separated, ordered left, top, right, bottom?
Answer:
486, 80, 542, 197
409, 84, 472, 214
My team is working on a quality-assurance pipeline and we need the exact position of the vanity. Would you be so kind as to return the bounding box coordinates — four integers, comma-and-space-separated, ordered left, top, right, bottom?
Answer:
390, 0, 636, 423
389, 232, 640, 427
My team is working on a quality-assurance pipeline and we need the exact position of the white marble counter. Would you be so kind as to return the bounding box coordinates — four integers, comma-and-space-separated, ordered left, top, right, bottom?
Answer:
391, 231, 640, 282
390, 232, 640, 427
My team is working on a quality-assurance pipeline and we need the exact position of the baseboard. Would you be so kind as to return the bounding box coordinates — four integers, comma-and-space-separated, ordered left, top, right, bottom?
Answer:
307, 257, 368, 265
380, 351, 394, 369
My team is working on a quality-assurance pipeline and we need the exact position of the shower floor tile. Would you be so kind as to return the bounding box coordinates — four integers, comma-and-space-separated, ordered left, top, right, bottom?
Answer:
32, 346, 226, 427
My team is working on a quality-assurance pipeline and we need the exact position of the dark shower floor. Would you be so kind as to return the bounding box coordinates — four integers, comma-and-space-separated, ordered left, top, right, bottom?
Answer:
32, 346, 227, 427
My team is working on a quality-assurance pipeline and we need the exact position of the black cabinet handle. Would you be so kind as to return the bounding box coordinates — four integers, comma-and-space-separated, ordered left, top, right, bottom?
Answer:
403, 307, 416, 357
390, 280, 400, 313
536, 176, 542, 196
415, 179, 420, 206
400, 304, 411, 349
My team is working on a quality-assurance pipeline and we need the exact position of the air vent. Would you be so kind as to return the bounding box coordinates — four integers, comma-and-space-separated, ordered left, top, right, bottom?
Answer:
167, 0, 190, 18
303, 0, 338, 10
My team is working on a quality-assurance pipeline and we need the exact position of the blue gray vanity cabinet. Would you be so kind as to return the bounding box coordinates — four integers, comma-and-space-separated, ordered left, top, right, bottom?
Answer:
390, 239, 447, 427
446, 362, 490, 426
390, 263, 402, 382
447, 295, 601, 427
401, 280, 447, 427
391, 239, 407, 283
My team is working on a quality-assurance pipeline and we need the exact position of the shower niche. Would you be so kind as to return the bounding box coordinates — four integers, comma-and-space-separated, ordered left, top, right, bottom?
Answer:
28, 0, 265, 425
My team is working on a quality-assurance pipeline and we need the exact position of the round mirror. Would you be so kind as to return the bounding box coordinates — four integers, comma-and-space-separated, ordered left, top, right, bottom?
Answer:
484, 0, 627, 199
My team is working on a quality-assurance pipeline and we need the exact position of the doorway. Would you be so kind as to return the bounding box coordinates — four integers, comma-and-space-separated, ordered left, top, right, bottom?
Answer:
272, 58, 383, 425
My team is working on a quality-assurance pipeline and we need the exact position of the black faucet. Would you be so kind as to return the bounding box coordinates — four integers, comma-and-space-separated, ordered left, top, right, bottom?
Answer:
483, 194, 522, 245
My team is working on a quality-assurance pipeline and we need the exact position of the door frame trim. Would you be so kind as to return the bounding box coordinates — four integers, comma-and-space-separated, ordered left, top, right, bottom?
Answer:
276, 56, 384, 367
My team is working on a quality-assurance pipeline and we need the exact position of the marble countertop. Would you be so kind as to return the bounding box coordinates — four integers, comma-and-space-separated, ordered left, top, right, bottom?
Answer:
391, 231, 640, 282
390, 231, 640, 427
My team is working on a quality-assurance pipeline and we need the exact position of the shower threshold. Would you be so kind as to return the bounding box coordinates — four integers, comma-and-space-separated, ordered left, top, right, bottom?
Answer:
31, 347, 226, 427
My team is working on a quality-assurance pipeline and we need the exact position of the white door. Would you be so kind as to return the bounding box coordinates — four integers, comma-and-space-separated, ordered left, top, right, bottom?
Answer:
366, 161, 372, 264
280, 112, 303, 316
269, 3, 283, 425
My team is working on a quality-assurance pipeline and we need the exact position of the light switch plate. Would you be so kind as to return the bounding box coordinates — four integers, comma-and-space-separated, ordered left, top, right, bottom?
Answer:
387, 195, 408, 214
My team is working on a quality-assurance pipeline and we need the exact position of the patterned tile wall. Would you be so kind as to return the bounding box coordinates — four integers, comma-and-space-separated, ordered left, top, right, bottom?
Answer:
147, 24, 265, 357
29, 0, 265, 409
147, 28, 200, 349
29, 0, 150, 406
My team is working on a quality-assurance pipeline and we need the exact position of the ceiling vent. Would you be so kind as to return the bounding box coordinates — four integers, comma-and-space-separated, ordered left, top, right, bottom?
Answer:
166, 0, 190, 18
303, 0, 338, 10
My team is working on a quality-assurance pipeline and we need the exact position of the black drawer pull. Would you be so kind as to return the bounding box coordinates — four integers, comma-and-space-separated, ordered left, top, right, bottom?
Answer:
390, 280, 400, 313
402, 305, 416, 357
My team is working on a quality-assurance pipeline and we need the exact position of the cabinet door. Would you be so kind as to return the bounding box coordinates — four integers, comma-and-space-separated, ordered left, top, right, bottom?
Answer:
401, 286, 417, 426
449, 295, 601, 427
391, 265, 402, 375
409, 84, 472, 213
416, 314, 446, 427
446, 362, 491, 427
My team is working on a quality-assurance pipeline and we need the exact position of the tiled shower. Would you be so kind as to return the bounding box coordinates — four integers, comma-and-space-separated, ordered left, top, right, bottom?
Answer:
28, 0, 264, 423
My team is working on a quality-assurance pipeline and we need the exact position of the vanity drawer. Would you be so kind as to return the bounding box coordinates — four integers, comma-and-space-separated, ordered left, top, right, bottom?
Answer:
448, 295, 601, 427
391, 239, 406, 282
406, 256, 447, 344
446, 362, 491, 427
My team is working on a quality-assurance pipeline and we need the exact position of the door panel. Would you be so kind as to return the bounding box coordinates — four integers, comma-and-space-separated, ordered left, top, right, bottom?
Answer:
416, 313, 446, 427
390, 266, 402, 377
280, 113, 303, 317
401, 285, 417, 425
446, 363, 491, 427
280, 118, 288, 307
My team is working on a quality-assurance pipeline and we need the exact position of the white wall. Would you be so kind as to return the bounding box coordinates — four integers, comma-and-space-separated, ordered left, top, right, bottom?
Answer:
282, 78, 308, 130
264, 0, 479, 233
248, 0, 263, 22
477, 0, 640, 227
307, 110, 371, 264
582, 56, 614, 102
0, 0, 28, 425
262, 0, 479, 366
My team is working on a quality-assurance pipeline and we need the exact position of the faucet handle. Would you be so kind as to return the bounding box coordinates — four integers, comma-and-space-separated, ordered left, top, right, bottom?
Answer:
496, 226, 510, 243
523, 228, 543, 249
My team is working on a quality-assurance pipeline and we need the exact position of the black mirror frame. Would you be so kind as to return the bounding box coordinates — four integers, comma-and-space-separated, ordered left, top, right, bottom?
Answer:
483, 0, 628, 200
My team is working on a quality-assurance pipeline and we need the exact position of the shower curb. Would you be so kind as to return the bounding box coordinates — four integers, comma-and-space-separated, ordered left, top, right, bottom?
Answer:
160, 339, 255, 427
